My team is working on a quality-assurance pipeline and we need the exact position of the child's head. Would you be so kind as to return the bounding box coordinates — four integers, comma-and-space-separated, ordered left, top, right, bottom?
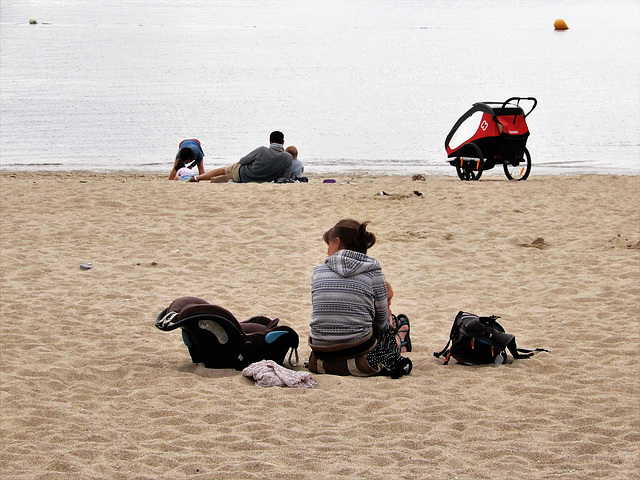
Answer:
174, 157, 186, 170
323, 219, 376, 254
285, 146, 298, 159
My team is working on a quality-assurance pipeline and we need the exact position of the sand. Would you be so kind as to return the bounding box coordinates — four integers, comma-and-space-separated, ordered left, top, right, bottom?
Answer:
1, 172, 638, 480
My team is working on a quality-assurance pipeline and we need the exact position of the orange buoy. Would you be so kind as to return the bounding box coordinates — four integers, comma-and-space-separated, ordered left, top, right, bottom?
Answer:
554, 19, 569, 30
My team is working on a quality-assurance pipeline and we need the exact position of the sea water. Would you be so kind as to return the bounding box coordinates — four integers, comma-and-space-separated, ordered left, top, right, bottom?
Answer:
1, 0, 638, 176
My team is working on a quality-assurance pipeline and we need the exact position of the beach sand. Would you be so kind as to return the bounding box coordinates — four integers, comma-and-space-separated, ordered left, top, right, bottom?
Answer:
1, 172, 638, 479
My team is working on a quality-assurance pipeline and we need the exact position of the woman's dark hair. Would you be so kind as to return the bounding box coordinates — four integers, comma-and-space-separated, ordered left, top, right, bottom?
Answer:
177, 147, 196, 162
323, 219, 376, 254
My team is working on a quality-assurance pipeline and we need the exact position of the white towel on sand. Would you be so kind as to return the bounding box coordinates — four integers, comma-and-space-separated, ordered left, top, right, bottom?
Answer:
242, 360, 318, 388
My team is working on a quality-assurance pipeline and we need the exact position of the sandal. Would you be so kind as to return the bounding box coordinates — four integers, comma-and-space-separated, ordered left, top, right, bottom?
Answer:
394, 314, 412, 353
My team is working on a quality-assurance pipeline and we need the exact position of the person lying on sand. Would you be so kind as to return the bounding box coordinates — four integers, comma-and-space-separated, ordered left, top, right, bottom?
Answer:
189, 131, 292, 183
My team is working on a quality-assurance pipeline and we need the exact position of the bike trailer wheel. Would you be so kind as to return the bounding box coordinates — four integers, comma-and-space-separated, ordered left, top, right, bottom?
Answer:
454, 143, 484, 181
503, 147, 531, 181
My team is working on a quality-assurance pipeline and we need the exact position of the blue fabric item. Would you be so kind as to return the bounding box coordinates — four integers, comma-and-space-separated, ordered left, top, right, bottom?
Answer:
182, 330, 193, 347
265, 331, 289, 344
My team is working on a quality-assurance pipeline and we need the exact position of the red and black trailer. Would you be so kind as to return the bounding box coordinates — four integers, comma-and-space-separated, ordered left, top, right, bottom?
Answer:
445, 97, 537, 181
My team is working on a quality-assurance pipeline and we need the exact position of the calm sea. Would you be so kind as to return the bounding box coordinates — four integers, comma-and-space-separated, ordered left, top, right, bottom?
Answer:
1, 0, 638, 176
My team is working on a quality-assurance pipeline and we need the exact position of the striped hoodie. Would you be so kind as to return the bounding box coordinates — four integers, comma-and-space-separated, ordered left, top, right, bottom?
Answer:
310, 249, 389, 346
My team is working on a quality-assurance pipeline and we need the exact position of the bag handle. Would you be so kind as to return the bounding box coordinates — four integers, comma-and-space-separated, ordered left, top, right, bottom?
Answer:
433, 339, 452, 365
287, 348, 300, 367
506, 338, 549, 359
155, 310, 181, 331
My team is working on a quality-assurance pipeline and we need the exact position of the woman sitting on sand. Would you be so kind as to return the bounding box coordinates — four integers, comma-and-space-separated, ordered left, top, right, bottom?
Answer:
308, 219, 412, 378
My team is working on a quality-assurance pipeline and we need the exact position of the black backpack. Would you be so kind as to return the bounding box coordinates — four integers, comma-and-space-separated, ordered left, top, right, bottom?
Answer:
434, 311, 548, 365
155, 296, 299, 370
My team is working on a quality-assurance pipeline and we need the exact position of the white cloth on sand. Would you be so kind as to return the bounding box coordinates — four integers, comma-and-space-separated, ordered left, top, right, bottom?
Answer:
242, 360, 318, 388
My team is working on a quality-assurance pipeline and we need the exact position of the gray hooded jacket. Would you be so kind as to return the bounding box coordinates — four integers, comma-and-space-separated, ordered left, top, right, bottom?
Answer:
310, 249, 388, 346
238, 143, 292, 183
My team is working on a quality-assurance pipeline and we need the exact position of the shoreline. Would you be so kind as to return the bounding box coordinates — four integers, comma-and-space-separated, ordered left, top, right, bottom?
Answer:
1, 173, 638, 479
1, 168, 639, 179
